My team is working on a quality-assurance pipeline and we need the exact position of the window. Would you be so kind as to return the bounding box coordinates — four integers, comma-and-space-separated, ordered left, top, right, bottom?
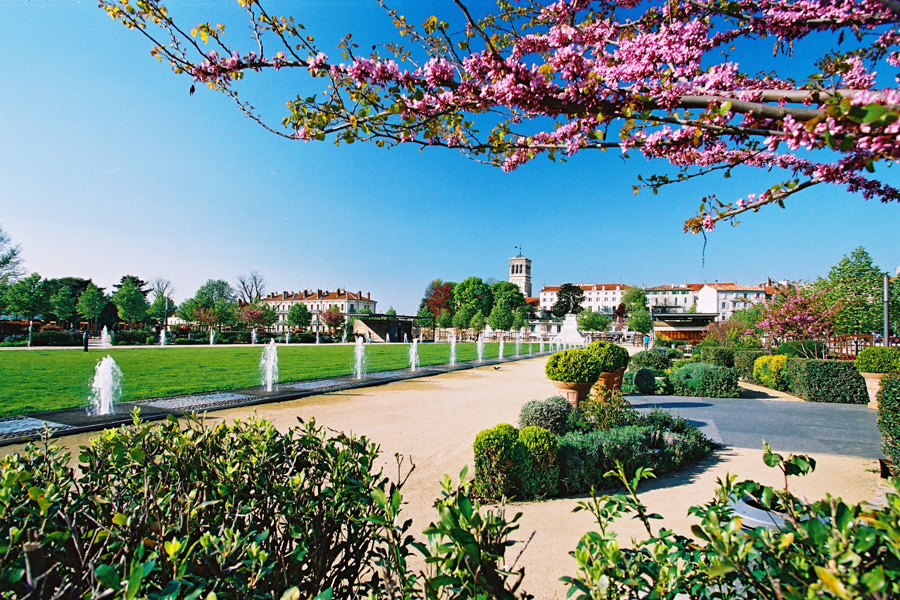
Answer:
721, 301, 726, 308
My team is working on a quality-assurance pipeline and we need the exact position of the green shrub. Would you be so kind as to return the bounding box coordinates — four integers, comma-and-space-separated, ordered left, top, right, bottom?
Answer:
655, 376, 674, 395
28, 331, 83, 346
518, 426, 559, 499
623, 370, 635, 387
669, 363, 717, 395
545, 349, 600, 383
775, 340, 827, 358
754, 354, 789, 390
629, 349, 671, 371
698, 366, 741, 398
109, 329, 150, 345
784, 358, 869, 404
518, 396, 573, 436
855, 346, 900, 373
473, 423, 527, 499
633, 368, 657, 394
733, 349, 767, 380
878, 373, 900, 464
701, 346, 735, 367
0, 415, 408, 599
557, 430, 606, 494
580, 391, 639, 430
585, 340, 630, 372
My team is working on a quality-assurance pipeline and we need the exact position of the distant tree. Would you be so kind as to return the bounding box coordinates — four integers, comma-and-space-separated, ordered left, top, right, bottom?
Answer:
756, 288, 839, 349
240, 302, 278, 330
237, 271, 267, 303
552, 284, 584, 317
51, 287, 77, 329
180, 280, 238, 329
193, 306, 219, 330
77, 283, 107, 328
287, 303, 313, 330
813, 247, 898, 334
320, 305, 345, 333
414, 306, 435, 328
469, 310, 486, 334
687, 302, 698, 314
195, 279, 237, 305
214, 300, 238, 328
425, 282, 455, 317
453, 277, 493, 317
113, 275, 150, 298
112, 278, 150, 326
148, 280, 178, 327
488, 303, 514, 331
511, 307, 528, 331
359, 307, 373, 315
0, 226, 23, 282
622, 288, 648, 316
612, 302, 628, 323
452, 306, 473, 331
628, 310, 653, 335
4, 273, 50, 320
386, 306, 397, 316
436, 310, 453, 329
578, 309, 612, 332
490, 281, 526, 313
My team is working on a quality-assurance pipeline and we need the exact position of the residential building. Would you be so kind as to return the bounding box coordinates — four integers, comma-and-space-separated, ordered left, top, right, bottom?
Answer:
645, 284, 698, 313
539, 283, 631, 314
262, 288, 377, 333
696, 283, 767, 321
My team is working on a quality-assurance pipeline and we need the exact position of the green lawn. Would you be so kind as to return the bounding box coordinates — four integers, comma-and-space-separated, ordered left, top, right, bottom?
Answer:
0, 342, 537, 417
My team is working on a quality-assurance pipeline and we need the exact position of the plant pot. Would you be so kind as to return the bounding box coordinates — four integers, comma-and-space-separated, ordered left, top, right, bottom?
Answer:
550, 380, 594, 409
593, 367, 627, 397
860, 372, 887, 410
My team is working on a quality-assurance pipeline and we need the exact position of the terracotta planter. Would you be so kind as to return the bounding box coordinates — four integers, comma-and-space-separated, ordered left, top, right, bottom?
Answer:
593, 367, 627, 398
550, 380, 594, 409
860, 372, 887, 410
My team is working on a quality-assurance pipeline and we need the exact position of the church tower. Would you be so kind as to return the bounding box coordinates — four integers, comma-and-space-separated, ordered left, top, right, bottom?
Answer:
509, 249, 532, 297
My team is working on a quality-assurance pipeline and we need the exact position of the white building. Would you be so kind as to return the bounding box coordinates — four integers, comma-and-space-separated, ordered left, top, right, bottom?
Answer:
645, 284, 702, 313
262, 288, 377, 333
509, 252, 533, 297
539, 283, 631, 314
696, 283, 767, 321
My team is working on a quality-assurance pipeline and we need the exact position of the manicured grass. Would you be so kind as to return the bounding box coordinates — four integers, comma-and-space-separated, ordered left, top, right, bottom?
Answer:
0, 342, 540, 417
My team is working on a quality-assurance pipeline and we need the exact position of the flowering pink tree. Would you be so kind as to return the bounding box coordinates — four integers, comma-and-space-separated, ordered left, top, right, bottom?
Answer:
100, 0, 900, 230
239, 302, 278, 330
320, 306, 345, 334
756, 287, 840, 349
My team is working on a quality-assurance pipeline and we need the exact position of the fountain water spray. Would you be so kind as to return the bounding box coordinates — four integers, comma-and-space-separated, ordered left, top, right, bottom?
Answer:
409, 339, 420, 372
540, 340, 545, 353
209, 329, 215, 346
89, 355, 122, 416
316, 332, 320, 345
285, 332, 291, 345
477, 334, 484, 363
342, 330, 347, 344
353, 336, 366, 379
159, 329, 166, 347
499, 336, 505, 360
515, 333, 521, 357
100, 326, 111, 349
27, 320, 32, 349
251, 329, 258, 345
259, 339, 279, 392
449, 333, 457, 366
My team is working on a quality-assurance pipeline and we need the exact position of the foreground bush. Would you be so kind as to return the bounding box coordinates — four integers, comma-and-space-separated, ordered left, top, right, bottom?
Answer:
754, 354, 789, 390
585, 340, 630, 372
855, 346, 900, 373
668, 364, 741, 397
879, 373, 900, 464
733, 349, 767, 380
518, 426, 559, 499
518, 396, 573, 436
701, 346, 735, 367
633, 368, 656, 394
784, 359, 869, 404
473, 423, 527, 500
0, 414, 407, 599
629, 349, 671, 372
545, 349, 600, 383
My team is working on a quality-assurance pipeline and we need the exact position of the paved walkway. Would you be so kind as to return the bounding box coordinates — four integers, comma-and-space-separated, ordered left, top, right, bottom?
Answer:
629, 393, 883, 458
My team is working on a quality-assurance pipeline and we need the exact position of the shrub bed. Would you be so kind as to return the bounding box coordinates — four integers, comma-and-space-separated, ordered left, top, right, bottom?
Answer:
878, 373, 900, 464
855, 346, 900, 373
629, 349, 672, 371
28, 331, 83, 346
518, 396, 573, 436
733, 349, 767, 381
111, 329, 151, 345
668, 363, 741, 397
754, 355, 789, 390
783, 358, 869, 404
775, 340, 827, 358
701, 346, 735, 367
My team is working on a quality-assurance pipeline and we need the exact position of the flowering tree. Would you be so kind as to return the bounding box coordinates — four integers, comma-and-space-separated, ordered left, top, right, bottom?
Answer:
239, 302, 278, 329
101, 0, 900, 230
320, 305, 345, 333
756, 287, 840, 348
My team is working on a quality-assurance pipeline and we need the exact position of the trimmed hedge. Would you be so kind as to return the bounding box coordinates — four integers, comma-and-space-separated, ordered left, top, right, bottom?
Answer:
629, 349, 672, 371
877, 373, 900, 464
633, 368, 656, 394
733, 350, 767, 381
28, 331, 83, 346
754, 355, 788, 390
518, 426, 558, 499
669, 363, 716, 395
856, 347, 900, 373
783, 359, 869, 404
473, 424, 526, 499
702, 346, 735, 368
545, 349, 600, 383
518, 396, 573, 436
669, 363, 740, 398
585, 340, 630, 372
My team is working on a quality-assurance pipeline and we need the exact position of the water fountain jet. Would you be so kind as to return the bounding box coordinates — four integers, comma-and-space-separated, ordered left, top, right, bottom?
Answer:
89, 355, 122, 416
259, 339, 279, 392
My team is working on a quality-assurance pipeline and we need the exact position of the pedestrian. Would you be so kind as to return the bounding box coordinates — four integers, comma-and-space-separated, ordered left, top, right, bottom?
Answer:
643, 333, 650, 350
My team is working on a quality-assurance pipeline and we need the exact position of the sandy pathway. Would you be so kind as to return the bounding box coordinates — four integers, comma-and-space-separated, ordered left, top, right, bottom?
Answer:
3, 357, 882, 598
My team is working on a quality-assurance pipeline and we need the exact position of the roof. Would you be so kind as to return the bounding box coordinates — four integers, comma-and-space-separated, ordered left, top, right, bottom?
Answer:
646, 285, 695, 292
703, 283, 765, 292
525, 297, 540, 306
263, 289, 376, 302
540, 283, 631, 293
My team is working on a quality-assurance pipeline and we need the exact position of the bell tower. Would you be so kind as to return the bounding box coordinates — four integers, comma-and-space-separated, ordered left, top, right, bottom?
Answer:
509, 247, 532, 297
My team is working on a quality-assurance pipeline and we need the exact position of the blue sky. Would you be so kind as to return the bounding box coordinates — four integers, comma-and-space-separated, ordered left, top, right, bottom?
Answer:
1, 0, 898, 314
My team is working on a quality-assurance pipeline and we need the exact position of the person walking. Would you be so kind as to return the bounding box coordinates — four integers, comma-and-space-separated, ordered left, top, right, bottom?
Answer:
643, 333, 650, 350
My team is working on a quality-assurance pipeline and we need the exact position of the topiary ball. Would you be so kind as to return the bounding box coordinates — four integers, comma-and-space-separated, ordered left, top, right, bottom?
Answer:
633, 368, 657, 395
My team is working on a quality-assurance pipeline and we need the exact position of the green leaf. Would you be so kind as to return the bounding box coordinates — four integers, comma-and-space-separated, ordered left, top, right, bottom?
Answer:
95, 564, 121, 590
862, 103, 887, 124
113, 512, 128, 527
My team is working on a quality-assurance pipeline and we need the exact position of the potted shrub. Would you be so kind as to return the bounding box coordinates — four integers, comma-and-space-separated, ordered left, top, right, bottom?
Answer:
545, 349, 600, 408
855, 347, 900, 409
586, 340, 630, 396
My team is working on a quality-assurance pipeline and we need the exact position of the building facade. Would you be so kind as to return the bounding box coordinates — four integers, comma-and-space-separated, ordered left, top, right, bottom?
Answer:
262, 288, 377, 333
539, 283, 631, 314
696, 283, 766, 321
645, 284, 702, 313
